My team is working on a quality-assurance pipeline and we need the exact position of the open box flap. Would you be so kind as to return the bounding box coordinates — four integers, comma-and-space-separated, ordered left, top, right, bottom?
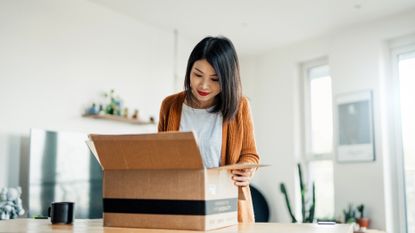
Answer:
209, 163, 269, 201
211, 163, 269, 170
88, 131, 204, 170
85, 140, 102, 168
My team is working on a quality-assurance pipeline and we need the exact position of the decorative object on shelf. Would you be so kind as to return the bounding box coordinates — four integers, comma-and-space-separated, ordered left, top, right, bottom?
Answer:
83, 89, 154, 125
356, 204, 370, 232
343, 204, 356, 224
98, 104, 104, 114
131, 109, 139, 120
335, 90, 375, 163
86, 103, 99, 115
342, 203, 369, 232
0, 187, 25, 220
280, 163, 315, 223
103, 89, 122, 116
122, 107, 129, 118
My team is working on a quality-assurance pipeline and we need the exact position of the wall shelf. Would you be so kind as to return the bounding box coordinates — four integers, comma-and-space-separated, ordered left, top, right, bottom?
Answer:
83, 114, 154, 125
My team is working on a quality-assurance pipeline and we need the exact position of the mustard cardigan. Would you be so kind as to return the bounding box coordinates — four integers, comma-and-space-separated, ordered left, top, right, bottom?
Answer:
158, 92, 260, 222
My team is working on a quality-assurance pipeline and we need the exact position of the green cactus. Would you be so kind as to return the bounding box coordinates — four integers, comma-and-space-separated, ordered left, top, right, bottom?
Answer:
343, 204, 356, 223
357, 204, 364, 218
305, 182, 315, 223
298, 163, 305, 221
279, 163, 316, 223
280, 183, 297, 223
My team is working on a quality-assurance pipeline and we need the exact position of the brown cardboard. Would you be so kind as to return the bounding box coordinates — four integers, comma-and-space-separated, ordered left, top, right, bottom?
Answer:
89, 132, 204, 170
87, 131, 262, 231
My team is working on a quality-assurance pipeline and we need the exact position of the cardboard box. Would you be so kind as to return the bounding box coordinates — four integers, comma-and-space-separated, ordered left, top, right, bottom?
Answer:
87, 131, 261, 231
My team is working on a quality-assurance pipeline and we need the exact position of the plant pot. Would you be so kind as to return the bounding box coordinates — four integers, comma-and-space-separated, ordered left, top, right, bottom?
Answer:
357, 218, 370, 230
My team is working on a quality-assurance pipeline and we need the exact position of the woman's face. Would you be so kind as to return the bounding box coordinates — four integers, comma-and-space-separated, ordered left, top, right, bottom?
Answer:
190, 59, 221, 108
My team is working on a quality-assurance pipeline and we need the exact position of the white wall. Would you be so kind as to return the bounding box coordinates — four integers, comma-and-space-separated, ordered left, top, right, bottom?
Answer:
240, 37, 330, 223
0, 0, 194, 190
242, 9, 415, 232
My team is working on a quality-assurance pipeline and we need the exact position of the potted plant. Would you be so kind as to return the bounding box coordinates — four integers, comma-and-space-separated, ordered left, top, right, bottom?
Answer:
342, 204, 360, 232
279, 163, 315, 223
343, 204, 356, 224
356, 204, 370, 231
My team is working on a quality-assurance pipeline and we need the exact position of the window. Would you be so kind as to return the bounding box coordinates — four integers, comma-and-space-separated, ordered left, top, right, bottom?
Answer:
302, 61, 335, 220
308, 65, 333, 156
398, 50, 415, 233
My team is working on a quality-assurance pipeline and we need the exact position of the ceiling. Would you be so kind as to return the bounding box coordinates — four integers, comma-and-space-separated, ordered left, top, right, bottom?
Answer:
90, 0, 415, 55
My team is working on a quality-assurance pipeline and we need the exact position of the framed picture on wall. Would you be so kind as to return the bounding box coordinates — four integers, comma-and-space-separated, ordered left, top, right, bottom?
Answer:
335, 90, 375, 162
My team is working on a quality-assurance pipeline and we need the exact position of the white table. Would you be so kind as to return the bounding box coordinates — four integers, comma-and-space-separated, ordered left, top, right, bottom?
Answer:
0, 219, 354, 233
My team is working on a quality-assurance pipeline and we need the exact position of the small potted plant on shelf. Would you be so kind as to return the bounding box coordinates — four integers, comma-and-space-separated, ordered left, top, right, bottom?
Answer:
356, 204, 370, 232
343, 204, 356, 224
343, 204, 360, 232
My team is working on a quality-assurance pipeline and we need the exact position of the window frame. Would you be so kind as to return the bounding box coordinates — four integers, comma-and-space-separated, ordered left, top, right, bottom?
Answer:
389, 38, 415, 233
301, 57, 333, 162
299, 57, 335, 219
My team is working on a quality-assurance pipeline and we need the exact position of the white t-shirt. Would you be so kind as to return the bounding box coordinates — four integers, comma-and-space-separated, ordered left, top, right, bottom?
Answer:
179, 103, 223, 168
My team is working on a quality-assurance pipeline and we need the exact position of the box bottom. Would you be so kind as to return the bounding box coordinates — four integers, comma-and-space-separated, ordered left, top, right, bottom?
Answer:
103, 212, 237, 231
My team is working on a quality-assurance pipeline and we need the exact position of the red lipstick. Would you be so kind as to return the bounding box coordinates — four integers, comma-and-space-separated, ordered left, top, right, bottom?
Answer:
197, 90, 209, 96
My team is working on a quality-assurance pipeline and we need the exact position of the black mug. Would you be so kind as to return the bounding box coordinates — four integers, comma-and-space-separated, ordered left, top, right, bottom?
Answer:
48, 202, 74, 224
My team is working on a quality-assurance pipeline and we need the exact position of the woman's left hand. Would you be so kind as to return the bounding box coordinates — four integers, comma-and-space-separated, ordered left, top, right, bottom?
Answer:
231, 168, 255, 187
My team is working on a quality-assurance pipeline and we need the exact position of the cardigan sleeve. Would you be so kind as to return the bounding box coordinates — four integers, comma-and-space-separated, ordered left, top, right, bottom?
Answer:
157, 92, 185, 132
237, 97, 260, 164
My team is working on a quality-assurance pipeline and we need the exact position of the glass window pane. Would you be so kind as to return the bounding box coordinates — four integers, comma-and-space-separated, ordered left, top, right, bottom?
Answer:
398, 52, 415, 233
308, 160, 335, 219
309, 65, 333, 155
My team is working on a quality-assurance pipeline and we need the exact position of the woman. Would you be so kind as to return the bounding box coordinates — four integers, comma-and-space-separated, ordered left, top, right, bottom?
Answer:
158, 36, 260, 222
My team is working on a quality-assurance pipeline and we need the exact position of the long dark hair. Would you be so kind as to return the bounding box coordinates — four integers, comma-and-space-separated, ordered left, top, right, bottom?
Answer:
184, 36, 242, 121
